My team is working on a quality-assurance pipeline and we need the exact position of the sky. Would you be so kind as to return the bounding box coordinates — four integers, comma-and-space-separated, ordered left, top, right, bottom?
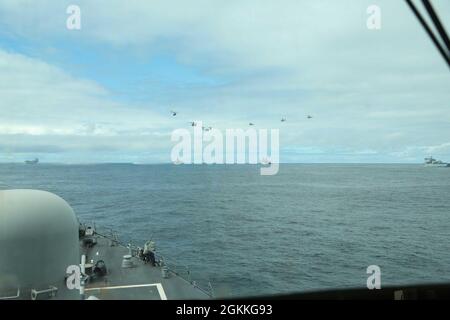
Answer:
0, 0, 449, 164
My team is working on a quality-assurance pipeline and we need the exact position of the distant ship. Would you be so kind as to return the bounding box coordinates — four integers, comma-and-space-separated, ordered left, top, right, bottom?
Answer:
424, 156, 449, 167
24, 158, 39, 165
173, 158, 183, 165
261, 157, 272, 165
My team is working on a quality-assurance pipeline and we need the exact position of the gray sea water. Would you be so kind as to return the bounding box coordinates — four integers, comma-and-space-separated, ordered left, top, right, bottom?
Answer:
1, 163, 450, 297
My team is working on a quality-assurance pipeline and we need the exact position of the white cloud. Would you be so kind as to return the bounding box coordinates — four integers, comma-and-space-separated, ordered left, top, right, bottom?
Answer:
426, 142, 450, 154
0, 0, 449, 162
0, 48, 176, 160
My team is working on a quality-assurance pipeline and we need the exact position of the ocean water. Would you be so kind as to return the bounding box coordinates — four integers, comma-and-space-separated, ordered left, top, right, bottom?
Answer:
1, 163, 450, 297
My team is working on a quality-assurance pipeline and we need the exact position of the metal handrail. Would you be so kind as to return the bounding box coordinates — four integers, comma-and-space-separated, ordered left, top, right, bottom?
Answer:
31, 286, 58, 300
0, 288, 20, 300
88, 226, 214, 297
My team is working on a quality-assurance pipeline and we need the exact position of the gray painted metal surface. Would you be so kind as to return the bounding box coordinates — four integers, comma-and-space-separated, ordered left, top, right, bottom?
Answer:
0, 189, 212, 300
0, 190, 79, 299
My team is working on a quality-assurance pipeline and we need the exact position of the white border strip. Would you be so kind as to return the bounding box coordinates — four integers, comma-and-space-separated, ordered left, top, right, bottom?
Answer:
85, 283, 167, 300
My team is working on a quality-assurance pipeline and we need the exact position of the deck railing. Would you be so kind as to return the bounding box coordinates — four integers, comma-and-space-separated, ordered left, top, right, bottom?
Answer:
84, 223, 214, 298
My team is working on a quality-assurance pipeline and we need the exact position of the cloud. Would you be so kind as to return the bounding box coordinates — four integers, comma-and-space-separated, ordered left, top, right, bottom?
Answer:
0, 1, 449, 162
0, 48, 176, 160
0, 49, 168, 127
425, 142, 450, 154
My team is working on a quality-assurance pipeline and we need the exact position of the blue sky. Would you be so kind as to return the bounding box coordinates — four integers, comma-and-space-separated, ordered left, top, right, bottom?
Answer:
0, 0, 449, 163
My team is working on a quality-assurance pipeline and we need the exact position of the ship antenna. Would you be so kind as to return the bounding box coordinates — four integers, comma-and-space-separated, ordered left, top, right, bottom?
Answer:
405, 0, 450, 68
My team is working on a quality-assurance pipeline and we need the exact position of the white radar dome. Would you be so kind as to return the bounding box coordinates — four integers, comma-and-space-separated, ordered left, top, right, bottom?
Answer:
0, 189, 79, 299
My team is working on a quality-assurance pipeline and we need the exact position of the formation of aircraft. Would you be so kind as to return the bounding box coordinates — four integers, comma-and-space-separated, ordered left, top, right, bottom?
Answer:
171, 110, 313, 128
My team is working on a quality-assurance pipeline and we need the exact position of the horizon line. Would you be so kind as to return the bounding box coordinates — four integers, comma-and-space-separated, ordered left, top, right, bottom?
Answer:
0, 161, 425, 165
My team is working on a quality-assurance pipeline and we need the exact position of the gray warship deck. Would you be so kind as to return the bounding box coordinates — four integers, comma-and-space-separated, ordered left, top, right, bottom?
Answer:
79, 233, 211, 300
0, 189, 212, 300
